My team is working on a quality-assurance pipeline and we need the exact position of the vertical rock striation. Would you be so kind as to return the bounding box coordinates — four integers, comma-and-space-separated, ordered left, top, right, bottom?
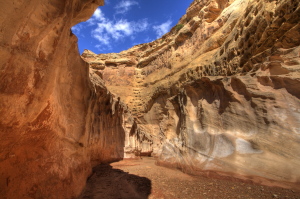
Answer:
0, 0, 129, 198
83, 0, 300, 189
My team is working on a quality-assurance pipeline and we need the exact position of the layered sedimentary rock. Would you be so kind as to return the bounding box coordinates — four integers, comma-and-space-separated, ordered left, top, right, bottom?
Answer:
0, 0, 130, 198
1, 0, 300, 197
83, 0, 300, 189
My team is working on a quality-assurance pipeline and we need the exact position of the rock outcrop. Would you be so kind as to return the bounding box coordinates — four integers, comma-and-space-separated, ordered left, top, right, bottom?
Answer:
0, 0, 130, 198
83, 0, 300, 189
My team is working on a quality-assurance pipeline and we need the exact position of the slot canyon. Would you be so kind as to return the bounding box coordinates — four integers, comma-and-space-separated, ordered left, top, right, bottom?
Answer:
0, 0, 300, 198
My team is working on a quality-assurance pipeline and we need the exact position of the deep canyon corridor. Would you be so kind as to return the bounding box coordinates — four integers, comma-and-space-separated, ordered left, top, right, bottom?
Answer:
1, 0, 300, 198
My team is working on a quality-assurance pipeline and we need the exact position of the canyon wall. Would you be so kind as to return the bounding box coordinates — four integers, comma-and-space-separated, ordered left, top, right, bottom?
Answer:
0, 0, 130, 198
0, 0, 299, 197
84, 0, 300, 189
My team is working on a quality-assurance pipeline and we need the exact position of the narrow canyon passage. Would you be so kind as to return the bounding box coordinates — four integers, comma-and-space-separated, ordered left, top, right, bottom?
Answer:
78, 158, 300, 199
1, 0, 300, 198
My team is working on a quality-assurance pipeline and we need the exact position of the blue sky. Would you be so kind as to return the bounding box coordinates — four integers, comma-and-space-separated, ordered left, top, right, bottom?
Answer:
71, 0, 194, 54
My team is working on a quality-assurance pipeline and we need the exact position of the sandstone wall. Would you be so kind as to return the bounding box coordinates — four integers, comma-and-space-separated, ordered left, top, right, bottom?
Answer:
0, 0, 129, 198
84, 0, 300, 189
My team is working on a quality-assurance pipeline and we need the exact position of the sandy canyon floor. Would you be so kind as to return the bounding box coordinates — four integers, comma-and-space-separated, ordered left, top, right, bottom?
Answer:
78, 157, 300, 199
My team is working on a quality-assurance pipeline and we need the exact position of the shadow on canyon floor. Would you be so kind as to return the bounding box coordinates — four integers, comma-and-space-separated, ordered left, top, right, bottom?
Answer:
78, 163, 151, 199
79, 157, 300, 199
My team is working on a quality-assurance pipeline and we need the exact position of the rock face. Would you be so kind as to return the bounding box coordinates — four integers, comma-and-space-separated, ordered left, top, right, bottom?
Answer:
0, 0, 300, 197
83, 0, 300, 189
0, 0, 130, 198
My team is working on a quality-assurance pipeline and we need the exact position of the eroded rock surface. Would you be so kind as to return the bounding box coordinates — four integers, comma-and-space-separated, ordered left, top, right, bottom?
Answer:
1, 0, 300, 197
0, 0, 131, 198
83, 0, 300, 189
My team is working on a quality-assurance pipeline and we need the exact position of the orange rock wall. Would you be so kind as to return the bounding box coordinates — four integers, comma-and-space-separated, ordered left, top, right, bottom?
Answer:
0, 0, 129, 198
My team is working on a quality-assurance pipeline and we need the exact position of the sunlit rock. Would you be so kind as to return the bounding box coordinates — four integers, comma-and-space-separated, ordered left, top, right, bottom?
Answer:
83, 0, 300, 189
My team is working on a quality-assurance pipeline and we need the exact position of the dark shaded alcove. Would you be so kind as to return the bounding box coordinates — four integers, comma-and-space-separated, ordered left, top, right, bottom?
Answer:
78, 164, 152, 199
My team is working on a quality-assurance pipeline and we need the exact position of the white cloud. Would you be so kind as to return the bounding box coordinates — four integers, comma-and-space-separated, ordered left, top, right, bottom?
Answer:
115, 0, 138, 15
153, 20, 173, 38
73, 6, 150, 52
133, 19, 149, 32
91, 16, 149, 50
72, 8, 106, 34
93, 34, 111, 46
95, 43, 112, 52
86, 8, 105, 26
93, 8, 105, 21
144, 36, 154, 43
71, 24, 82, 35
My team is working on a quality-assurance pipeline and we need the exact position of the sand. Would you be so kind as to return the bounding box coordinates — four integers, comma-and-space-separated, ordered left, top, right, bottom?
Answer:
78, 157, 300, 199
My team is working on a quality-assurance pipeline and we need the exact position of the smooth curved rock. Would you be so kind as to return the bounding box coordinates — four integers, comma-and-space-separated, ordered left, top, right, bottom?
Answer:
83, 0, 300, 189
